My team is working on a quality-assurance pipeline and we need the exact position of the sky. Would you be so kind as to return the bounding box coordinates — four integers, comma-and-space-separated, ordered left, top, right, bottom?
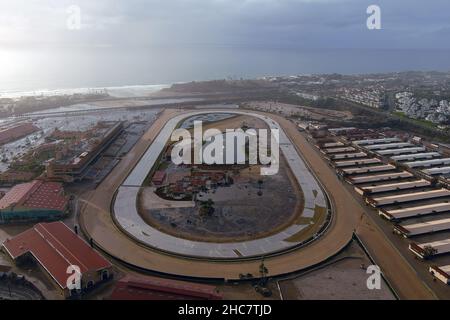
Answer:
1, 0, 450, 50
1, 0, 450, 92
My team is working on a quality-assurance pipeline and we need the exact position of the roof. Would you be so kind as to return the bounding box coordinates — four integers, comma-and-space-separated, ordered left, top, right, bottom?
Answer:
0, 180, 67, 212
2, 221, 111, 289
353, 137, 400, 145
152, 171, 166, 182
0, 123, 39, 144
360, 179, 430, 193
0, 181, 37, 210
371, 188, 450, 204
391, 152, 440, 161
109, 276, 222, 300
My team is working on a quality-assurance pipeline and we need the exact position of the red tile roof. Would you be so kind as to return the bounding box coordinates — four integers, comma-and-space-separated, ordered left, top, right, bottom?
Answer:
2, 221, 111, 289
0, 123, 39, 145
0, 181, 37, 210
109, 276, 222, 300
0, 180, 67, 212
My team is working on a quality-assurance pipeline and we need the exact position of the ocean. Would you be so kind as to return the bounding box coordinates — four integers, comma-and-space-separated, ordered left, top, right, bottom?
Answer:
1, 45, 450, 98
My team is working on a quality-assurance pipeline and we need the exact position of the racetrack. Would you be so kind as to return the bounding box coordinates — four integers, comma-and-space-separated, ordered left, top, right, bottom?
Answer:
113, 110, 327, 259
79, 108, 435, 299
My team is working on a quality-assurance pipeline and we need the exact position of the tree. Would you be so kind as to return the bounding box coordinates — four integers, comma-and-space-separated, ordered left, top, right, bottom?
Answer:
259, 258, 268, 286
423, 245, 438, 258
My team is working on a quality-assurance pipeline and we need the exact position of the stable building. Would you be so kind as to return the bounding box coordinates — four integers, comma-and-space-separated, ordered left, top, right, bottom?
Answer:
391, 152, 440, 162
409, 238, 450, 259
341, 164, 396, 176
348, 171, 414, 184
365, 142, 412, 151
379, 202, 450, 220
377, 147, 426, 156
0, 180, 68, 224
430, 265, 450, 285
355, 179, 431, 195
367, 188, 450, 207
353, 137, 400, 146
1, 221, 112, 298
394, 218, 450, 238
334, 158, 381, 168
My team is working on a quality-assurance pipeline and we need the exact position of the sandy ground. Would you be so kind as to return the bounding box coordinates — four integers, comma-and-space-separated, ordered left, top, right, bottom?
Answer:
79, 108, 435, 299
140, 187, 194, 210
278, 242, 395, 300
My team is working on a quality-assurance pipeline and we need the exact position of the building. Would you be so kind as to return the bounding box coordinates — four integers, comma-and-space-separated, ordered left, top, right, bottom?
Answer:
365, 142, 412, 151
367, 188, 450, 207
405, 158, 450, 169
391, 152, 440, 162
46, 121, 123, 182
353, 137, 400, 146
430, 265, 450, 285
109, 276, 222, 300
0, 123, 39, 145
1, 221, 112, 298
348, 171, 414, 184
355, 179, 430, 195
0, 180, 68, 224
409, 239, 450, 259
152, 171, 166, 185
334, 158, 381, 168
330, 152, 367, 160
323, 147, 356, 154
377, 147, 426, 156
394, 218, 450, 238
423, 166, 450, 176
379, 202, 450, 220
341, 164, 395, 176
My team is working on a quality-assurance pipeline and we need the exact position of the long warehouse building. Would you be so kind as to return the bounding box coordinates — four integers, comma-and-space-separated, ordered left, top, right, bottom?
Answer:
391, 152, 440, 162
409, 239, 450, 259
342, 164, 396, 175
365, 142, 412, 151
430, 265, 450, 285
353, 137, 400, 146
355, 179, 431, 195
377, 147, 426, 156
394, 218, 450, 237
368, 188, 450, 207
423, 167, 450, 176
348, 171, 414, 184
379, 202, 450, 220
322, 142, 345, 148
405, 158, 450, 169
334, 158, 382, 168
330, 152, 367, 160
324, 147, 356, 154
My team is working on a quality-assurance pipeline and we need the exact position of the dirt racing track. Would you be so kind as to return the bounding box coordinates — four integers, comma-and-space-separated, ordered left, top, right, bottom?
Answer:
114, 110, 328, 259
79, 109, 434, 300
80, 108, 354, 278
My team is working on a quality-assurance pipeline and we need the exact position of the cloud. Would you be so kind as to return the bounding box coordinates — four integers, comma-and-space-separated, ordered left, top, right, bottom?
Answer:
0, 0, 449, 49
